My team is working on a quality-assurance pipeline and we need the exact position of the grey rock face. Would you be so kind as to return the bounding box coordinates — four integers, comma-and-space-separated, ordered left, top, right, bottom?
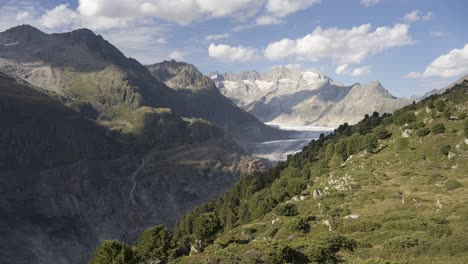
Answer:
213, 66, 411, 127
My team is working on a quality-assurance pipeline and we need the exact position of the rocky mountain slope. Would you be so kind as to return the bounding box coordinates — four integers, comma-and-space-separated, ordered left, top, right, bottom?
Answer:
146, 60, 283, 143
0, 25, 281, 143
212, 66, 411, 127
0, 26, 270, 264
171, 80, 468, 263
95, 80, 468, 263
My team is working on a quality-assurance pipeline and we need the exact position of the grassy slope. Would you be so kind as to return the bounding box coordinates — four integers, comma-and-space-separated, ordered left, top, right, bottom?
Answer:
173, 81, 468, 263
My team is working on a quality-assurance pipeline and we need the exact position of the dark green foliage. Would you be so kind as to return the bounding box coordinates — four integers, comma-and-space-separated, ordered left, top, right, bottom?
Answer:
193, 212, 222, 240
361, 133, 378, 150
425, 99, 435, 109
431, 123, 446, 134
347, 133, 363, 156
259, 240, 295, 263
415, 127, 430, 137
338, 219, 382, 233
407, 121, 425, 130
274, 203, 298, 216
334, 138, 349, 160
135, 225, 173, 263
394, 111, 416, 125
289, 216, 310, 233
306, 235, 357, 263
90, 240, 139, 264
440, 144, 451, 155
285, 178, 307, 197
385, 235, 422, 251
434, 100, 445, 112
373, 125, 391, 139
445, 179, 462, 191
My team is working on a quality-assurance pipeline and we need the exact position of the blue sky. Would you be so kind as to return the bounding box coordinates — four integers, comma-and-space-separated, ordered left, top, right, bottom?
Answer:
0, 0, 467, 97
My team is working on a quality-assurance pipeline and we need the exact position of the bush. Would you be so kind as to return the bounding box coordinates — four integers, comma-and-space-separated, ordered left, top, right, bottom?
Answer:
373, 125, 392, 139
338, 219, 382, 233
385, 235, 422, 251
193, 212, 222, 240
274, 203, 298, 216
445, 179, 462, 191
440, 145, 451, 155
431, 123, 446, 134
395, 112, 417, 125
285, 178, 307, 197
90, 240, 139, 264
434, 100, 445, 112
135, 225, 173, 263
361, 133, 378, 151
464, 119, 468, 138
259, 240, 295, 263
289, 216, 310, 233
306, 235, 357, 263
415, 127, 430, 137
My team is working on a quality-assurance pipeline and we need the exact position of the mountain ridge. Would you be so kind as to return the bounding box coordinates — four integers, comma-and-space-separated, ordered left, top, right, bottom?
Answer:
212, 67, 411, 127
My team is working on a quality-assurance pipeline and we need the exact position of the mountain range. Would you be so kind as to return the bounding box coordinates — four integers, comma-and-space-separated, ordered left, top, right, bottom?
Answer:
211, 66, 412, 127
0, 25, 273, 264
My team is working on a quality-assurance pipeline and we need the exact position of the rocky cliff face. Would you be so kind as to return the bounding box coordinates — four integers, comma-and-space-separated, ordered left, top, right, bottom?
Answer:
212, 66, 410, 127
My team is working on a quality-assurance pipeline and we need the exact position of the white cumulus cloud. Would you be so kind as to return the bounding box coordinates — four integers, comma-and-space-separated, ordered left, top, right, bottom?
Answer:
264, 23, 414, 65
403, 10, 433, 23
351, 66, 371, 76
39, 4, 79, 29
208, 43, 258, 62
360, 0, 380, 7
405, 44, 468, 78
266, 0, 320, 17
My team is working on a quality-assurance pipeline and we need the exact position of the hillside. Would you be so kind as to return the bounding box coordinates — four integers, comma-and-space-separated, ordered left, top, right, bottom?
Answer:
0, 25, 281, 143
92, 80, 468, 263
212, 66, 410, 127
0, 71, 267, 264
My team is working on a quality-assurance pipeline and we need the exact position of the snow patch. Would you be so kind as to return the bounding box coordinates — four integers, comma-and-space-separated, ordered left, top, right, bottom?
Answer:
222, 80, 238, 91
301, 71, 326, 85
266, 122, 335, 132
210, 74, 218, 79
3, 41, 19, 46
278, 78, 297, 84
255, 80, 274, 91
242, 79, 252, 85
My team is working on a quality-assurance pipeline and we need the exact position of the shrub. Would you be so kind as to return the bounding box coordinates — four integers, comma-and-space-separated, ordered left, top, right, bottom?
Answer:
445, 179, 462, 191
306, 235, 357, 263
338, 219, 382, 233
135, 225, 173, 263
361, 133, 378, 151
440, 145, 451, 155
434, 100, 445, 112
415, 127, 430, 137
90, 240, 139, 264
373, 125, 391, 139
464, 119, 468, 138
285, 178, 307, 197
259, 240, 295, 263
407, 121, 425, 130
274, 203, 298, 216
431, 123, 446, 134
193, 212, 222, 240
395, 112, 417, 125
385, 235, 422, 251
289, 216, 310, 233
